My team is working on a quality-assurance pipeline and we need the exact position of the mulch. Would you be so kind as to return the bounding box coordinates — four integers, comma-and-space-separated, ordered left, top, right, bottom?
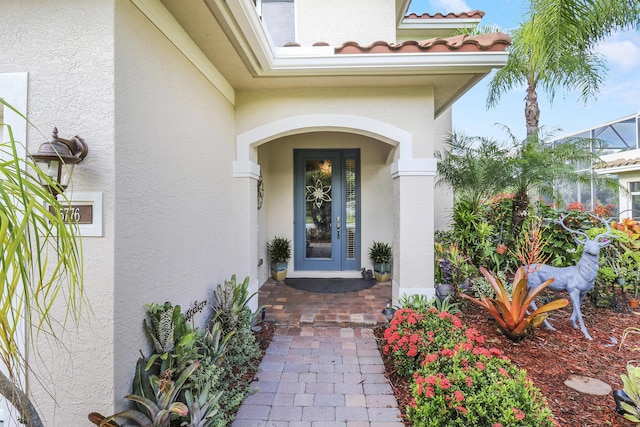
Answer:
374, 295, 640, 427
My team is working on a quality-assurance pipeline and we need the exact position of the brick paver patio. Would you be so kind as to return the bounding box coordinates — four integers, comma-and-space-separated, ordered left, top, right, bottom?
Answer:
232, 279, 403, 426
232, 326, 404, 427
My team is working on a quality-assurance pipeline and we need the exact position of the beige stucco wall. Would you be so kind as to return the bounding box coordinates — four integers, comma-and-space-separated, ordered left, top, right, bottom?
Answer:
433, 108, 454, 230
295, 0, 396, 46
0, 1, 115, 425
618, 172, 640, 218
235, 87, 435, 153
114, 0, 238, 411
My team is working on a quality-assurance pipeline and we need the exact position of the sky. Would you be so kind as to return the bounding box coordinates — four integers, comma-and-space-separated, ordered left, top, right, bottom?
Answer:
408, 0, 640, 142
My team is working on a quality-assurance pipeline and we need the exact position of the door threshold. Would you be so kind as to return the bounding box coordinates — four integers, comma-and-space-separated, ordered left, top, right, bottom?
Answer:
287, 270, 362, 279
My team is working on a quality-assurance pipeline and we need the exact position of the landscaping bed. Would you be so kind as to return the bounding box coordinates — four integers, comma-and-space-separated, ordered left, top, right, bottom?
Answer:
375, 298, 640, 427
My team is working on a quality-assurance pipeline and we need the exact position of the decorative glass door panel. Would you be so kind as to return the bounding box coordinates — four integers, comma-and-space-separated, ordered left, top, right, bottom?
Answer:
305, 159, 334, 259
294, 150, 360, 271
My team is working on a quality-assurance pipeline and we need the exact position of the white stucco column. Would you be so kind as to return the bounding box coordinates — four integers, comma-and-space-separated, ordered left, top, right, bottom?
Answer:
233, 160, 261, 311
390, 158, 437, 303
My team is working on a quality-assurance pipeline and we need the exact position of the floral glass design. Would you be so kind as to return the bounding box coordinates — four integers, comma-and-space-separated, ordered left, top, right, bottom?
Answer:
306, 179, 332, 208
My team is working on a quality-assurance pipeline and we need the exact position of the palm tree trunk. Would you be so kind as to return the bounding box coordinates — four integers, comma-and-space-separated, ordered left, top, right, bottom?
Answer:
0, 371, 43, 427
511, 188, 530, 238
525, 84, 540, 137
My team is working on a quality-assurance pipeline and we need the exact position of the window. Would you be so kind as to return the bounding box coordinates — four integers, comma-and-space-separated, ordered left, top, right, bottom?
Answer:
260, 0, 295, 47
631, 182, 640, 219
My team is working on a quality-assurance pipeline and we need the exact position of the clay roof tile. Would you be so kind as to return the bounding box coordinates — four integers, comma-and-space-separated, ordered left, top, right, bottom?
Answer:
334, 32, 511, 54
594, 157, 640, 169
404, 10, 485, 20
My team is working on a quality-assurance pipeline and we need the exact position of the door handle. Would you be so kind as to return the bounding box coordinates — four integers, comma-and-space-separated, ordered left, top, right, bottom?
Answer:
336, 216, 341, 239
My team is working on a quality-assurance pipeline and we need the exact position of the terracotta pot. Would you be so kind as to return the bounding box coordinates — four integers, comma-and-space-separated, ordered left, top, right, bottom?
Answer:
630, 299, 639, 309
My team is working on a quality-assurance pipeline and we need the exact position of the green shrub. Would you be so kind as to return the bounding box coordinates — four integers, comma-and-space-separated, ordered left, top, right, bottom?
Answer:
408, 342, 557, 427
397, 294, 461, 315
382, 308, 477, 376
210, 275, 262, 425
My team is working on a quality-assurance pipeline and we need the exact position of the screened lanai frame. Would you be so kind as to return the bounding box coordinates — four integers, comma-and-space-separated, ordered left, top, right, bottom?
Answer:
549, 112, 640, 213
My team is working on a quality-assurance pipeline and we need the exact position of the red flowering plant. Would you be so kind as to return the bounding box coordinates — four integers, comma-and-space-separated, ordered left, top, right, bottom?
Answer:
407, 341, 557, 427
382, 308, 468, 376
566, 201, 585, 211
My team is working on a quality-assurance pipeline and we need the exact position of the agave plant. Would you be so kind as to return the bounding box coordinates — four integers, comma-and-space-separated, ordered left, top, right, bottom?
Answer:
460, 266, 568, 341
88, 362, 198, 427
183, 382, 223, 427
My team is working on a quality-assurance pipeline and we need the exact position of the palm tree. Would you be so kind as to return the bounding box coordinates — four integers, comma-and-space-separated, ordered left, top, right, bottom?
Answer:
435, 132, 512, 213
0, 100, 84, 427
488, 0, 640, 136
505, 130, 605, 236
437, 128, 616, 240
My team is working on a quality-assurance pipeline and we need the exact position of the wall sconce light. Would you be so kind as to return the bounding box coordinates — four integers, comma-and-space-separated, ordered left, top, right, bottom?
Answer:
31, 127, 88, 196
381, 299, 396, 324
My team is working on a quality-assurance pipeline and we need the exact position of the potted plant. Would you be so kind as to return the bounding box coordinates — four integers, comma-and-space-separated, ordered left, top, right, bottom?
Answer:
626, 269, 640, 309
435, 257, 454, 302
267, 236, 291, 281
369, 241, 392, 282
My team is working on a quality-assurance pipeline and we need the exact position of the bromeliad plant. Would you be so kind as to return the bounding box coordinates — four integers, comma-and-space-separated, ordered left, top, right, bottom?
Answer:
88, 362, 198, 427
620, 364, 640, 424
460, 266, 569, 341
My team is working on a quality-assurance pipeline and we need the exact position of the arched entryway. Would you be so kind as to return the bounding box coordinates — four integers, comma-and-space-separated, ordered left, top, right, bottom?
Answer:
234, 113, 437, 309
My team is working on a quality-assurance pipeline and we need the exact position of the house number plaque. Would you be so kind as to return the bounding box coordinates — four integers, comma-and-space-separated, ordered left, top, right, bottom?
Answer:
49, 204, 93, 224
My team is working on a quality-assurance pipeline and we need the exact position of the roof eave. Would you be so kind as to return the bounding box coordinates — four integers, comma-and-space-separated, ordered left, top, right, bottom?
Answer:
222, 0, 508, 75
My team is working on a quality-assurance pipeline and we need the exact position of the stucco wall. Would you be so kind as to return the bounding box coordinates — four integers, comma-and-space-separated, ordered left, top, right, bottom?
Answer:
235, 87, 435, 155
114, 0, 237, 410
258, 132, 394, 276
295, 0, 395, 46
0, 1, 115, 425
433, 108, 454, 230
618, 173, 640, 218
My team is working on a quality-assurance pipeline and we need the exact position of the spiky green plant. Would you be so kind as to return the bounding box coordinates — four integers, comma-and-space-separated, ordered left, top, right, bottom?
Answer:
88, 362, 198, 427
620, 364, 640, 423
0, 99, 84, 427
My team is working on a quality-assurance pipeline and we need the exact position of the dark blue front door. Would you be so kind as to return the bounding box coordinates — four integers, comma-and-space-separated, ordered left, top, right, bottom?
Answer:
294, 149, 360, 271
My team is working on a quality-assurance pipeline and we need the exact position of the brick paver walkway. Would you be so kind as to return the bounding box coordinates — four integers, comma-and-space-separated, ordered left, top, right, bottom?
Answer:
232, 326, 404, 427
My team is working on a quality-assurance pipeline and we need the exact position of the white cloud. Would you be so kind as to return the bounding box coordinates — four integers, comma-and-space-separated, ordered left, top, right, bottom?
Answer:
595, 31, 640, 71
429, 0, 472, 13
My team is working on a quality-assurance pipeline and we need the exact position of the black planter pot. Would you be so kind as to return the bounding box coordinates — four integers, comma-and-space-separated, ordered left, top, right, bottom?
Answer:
613, 389, 636, 415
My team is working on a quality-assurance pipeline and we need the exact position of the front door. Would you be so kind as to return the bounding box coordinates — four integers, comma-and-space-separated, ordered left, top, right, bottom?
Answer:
294, 149, 360, 271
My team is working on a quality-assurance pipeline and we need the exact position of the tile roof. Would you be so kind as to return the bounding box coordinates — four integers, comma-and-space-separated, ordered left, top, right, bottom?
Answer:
404, 10, 486, 20
594, 157, 640, 169
332, 32, 511, 54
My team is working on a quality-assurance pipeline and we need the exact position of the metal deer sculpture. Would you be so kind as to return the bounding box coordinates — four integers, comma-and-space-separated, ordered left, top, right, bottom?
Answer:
527, 214, 613, 340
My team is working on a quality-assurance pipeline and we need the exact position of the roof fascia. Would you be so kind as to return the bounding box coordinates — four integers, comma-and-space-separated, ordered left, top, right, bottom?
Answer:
595, 164, 640, 174
224, 0, 508, 76
131, 0, 235, 104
